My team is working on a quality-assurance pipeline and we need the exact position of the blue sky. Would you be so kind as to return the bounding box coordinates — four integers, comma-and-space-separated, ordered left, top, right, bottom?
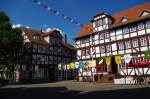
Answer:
0, 0, 149, 44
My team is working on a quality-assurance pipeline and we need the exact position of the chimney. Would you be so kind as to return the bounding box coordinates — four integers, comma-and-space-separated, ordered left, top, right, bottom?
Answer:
64, 34, 67, 44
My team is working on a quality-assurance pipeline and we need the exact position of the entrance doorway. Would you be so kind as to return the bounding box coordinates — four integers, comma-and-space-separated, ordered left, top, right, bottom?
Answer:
111, 57, 118, 74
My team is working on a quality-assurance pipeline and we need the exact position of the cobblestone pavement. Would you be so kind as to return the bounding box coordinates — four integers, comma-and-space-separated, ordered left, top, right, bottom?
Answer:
1, 80, 150, 93
1, 80, 150, 98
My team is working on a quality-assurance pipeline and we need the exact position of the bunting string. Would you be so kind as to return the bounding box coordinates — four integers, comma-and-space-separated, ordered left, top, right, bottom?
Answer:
33, 0, 84, 27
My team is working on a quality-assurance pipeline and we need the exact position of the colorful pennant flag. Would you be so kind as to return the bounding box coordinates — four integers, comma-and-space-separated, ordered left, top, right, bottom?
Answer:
32, 0, 84, 27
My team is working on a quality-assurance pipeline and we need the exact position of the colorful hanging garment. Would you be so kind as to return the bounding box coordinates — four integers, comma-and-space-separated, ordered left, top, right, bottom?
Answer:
62, 65, 66, 70
105, 56, 111, 65
92, 60, 96, 67
115, 55, 121, 64
79, 61, 84, 68
75, 62, 79, 69
88, 61, 92, 68
123, 54, 132, 63
58, 64, 61, 70
67, 64, 70, 70
70, 63, 75, 70
84, 61, 89, 69
97, 58, 104, 72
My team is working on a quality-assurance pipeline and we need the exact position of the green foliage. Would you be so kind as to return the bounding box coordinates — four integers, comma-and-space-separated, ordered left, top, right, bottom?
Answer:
144, 50, 150, 60
0, 11, 23, 65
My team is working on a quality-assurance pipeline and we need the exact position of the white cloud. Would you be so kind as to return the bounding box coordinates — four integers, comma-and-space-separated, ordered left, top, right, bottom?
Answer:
45, 27, 52, 32
12, 24, 23, 28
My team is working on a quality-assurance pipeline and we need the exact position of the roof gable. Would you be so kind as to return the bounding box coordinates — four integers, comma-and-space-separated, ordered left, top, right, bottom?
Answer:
139, 9, 150, 17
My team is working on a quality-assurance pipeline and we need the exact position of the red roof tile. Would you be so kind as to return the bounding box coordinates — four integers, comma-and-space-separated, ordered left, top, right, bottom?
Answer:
75, 2, 150, 39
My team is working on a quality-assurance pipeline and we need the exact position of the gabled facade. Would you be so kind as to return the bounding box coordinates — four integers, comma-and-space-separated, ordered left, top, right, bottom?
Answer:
20, 28, 76, 81
74, 2, 150, 82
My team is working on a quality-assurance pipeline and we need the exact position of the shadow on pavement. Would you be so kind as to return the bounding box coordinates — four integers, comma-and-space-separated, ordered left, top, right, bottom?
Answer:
0, 86, 150, 99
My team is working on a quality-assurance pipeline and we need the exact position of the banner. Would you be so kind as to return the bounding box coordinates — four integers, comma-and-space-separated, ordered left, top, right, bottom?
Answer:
115, 55, 121, 64
69, 63, 75, 69
75, 62, 79, 69
84, 61, 89, 69
123, 54, 132, 63
105, 56, 111, 65
79, 61, 84, 68
58, 64, 61, 70
67, 64, 70, 70
62, 65, 66, 70
92, 60, 96, 67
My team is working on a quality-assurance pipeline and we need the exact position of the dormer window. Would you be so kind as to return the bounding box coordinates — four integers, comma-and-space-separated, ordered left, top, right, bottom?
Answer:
91, 12, 114, 32
33, 34, 41, 41
139, 10, 150, 17
120, 16, 129, 22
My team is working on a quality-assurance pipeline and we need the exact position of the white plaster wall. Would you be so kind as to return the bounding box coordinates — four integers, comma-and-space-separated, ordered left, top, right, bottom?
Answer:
110, 31, 115, 36
96, 54, 100, 57
140, 46, 148, 51
96, 47, 100, 53
116, 35, 123, 40
100, 40, 104, 44
101, 53, 105, 57
86, 43, 89, 47
138, 30, 145, 35
77, 50, 81, 56
94, 34, 99, 40
125, 49, 132, 53
130, 32, 137, 37
24, 39, 30, 43
95, 40, 99, 45
82, 56, 85, 59
105, 39, 109, 42
124, 34, 129, 38
86, 55, 90, 59
44, 36, 49, 43
98, 26, 103, 31
119, 50, 125, 54
106, 53, 111, 56
76, 40, 80, 45
112, 51, 117, 55
81, 44, 85, 47
111, 36, 115, 41
132, 48, 139, 53
146, 28, 150, 33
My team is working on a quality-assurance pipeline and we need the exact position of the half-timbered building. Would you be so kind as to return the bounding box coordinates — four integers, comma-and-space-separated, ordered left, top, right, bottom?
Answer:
74, 2, 150, 83
20, 28, 76, 81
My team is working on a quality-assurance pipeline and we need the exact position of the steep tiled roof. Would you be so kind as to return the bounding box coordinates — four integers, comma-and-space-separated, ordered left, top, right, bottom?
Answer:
22, 28, 76, 50
75, 2, 150, 40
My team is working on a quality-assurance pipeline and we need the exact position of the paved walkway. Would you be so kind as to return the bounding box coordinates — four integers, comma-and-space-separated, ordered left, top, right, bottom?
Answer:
1, 80, 150, 98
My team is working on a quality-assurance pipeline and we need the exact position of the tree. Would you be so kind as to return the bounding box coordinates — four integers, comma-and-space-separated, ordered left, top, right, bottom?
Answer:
0, 11, 23, 75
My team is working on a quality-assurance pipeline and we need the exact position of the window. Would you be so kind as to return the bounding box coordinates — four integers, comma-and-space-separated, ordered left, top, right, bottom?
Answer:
105, 32, 109, 39
132, 39, 138, 47
146, 21, 150, 28
123, 27, 129, 34
33, 34, 41, 41
106, 45, 111, 52
81, 49, 86, 56
100, 34, 104, 39
102, 18, 107, 24
138, 23, 144, 30
86, 48, 90, 56
100, 46, 105, 53
97, 20, 103, 26
130, 25, 136, 32
125, 41, 131, 49
140, 38, 147, 46
118, 42, 124, 50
